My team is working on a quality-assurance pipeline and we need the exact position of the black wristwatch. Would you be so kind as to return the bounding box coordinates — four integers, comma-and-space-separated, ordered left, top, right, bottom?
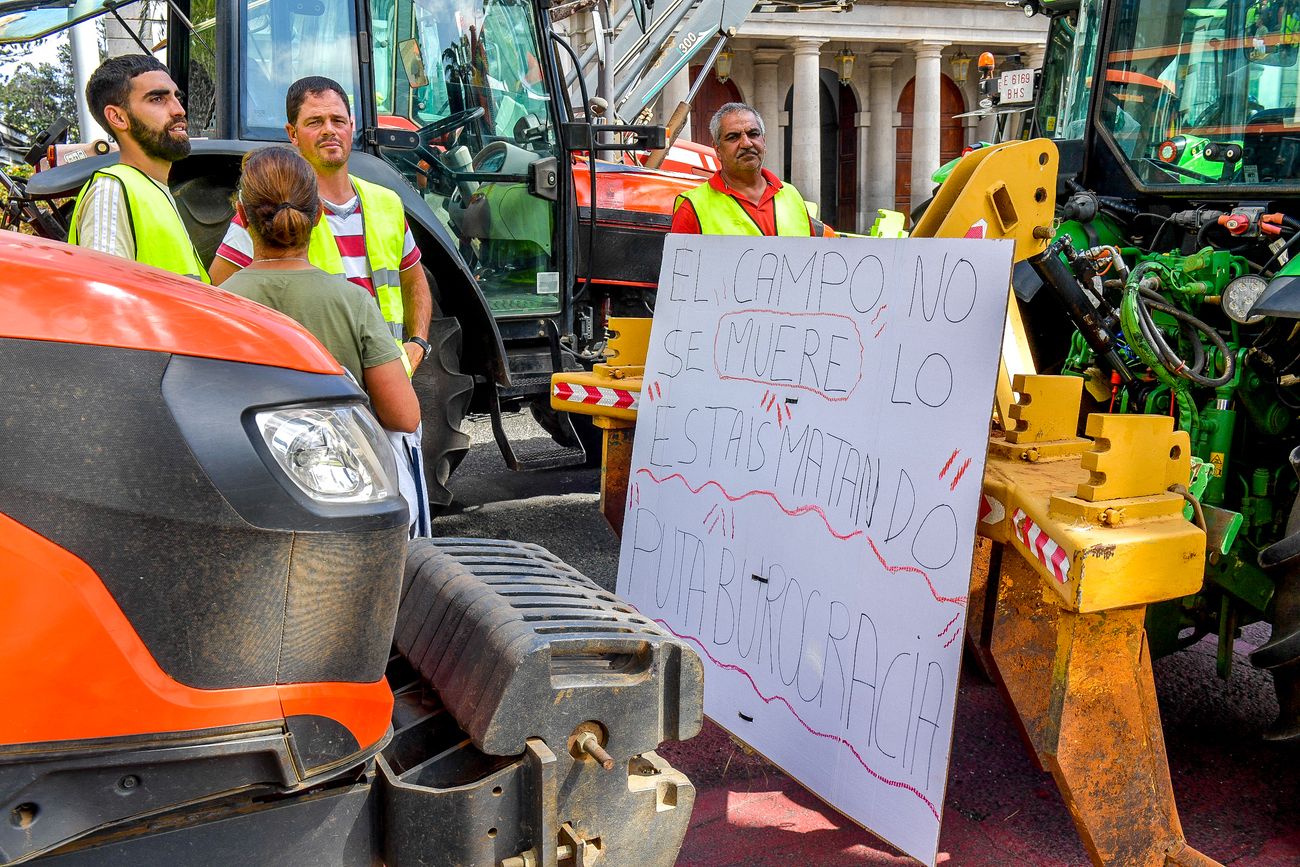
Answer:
405, 335, 431, 357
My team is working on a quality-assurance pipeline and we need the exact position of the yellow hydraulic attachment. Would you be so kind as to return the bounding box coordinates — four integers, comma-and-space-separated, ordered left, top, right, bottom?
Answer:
972, 374, 1215, 866
553, 139, 1218, 864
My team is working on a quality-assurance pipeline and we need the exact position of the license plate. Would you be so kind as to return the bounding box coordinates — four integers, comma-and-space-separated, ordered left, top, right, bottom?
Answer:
998, 69, 1035, 104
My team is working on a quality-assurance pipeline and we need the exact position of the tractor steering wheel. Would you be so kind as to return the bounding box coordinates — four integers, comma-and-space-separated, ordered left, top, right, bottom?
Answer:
416, 107, 486, 150
414, 107, 487, 197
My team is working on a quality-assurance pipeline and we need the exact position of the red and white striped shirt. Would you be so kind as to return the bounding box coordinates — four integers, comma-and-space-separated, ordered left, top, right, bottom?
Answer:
216, 193, 421, 295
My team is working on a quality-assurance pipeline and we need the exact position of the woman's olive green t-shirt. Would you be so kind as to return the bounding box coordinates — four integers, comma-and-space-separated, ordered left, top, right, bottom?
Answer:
221, 266, 401, 384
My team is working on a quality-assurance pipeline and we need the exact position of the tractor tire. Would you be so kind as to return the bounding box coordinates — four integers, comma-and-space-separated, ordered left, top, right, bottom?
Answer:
1255, 487, 1300, 742
412, 316, 474, 508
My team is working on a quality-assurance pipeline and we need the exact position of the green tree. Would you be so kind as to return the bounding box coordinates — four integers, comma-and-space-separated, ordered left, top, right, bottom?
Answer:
0, 42, 79, 142
0, 35, 49, 66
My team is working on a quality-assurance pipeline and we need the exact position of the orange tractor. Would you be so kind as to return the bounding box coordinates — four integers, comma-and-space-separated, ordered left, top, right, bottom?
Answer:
0, 232, 703, 865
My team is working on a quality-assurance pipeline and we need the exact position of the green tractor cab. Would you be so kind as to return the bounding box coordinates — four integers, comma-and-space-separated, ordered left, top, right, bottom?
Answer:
1015, 0, 1300, 742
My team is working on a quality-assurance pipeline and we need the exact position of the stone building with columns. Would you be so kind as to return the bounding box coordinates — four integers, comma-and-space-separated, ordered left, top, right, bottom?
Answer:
652, 1, 1048, 232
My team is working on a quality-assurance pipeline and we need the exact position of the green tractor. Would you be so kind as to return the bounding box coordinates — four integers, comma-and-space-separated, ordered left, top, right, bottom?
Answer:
1001, 0, 1300, 740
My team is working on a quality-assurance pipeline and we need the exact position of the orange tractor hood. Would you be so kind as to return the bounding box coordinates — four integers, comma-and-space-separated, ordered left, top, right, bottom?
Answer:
0, 234, 342, 375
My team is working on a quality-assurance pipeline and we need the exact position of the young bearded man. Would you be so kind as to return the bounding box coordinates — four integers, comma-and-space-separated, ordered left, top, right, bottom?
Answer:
67, 54, 209, 282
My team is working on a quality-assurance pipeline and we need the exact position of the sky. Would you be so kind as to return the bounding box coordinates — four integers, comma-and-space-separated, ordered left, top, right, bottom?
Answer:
1, 32, 66, 82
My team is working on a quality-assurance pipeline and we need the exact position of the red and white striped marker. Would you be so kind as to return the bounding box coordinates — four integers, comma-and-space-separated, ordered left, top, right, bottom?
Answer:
553, 381, 638, 410
978, 493, 1005, 525
1012, 508, 1069, 584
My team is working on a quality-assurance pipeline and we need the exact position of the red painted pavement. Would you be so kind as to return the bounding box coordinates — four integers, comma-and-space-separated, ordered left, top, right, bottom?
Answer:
661, 631, 1300, 866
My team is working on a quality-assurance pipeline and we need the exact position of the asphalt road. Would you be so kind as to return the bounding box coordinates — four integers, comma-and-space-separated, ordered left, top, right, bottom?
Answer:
435, 415, 1299, 866
432, 412, 620, 589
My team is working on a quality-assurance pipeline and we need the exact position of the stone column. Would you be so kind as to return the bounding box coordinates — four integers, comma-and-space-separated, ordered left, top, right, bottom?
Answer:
789, 37, 827, 210
752, 48, 783, 170
855, 109, 871, 233
976, 107, 997, 143
659, 67, 692, 142
732, 54, 754, 112
1021, 44, 1047, 71
909, 40, 947, 213
867, 52, 898, 218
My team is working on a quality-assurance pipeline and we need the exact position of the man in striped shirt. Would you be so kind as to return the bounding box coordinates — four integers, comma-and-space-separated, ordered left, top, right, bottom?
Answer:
211, 77, 433, 372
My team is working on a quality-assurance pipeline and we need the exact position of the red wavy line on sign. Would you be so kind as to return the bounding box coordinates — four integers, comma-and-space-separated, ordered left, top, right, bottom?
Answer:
943, 628, 963, 649
938, 448, 960, 479
654, 619, 941, 821
635, 470, 966, 607
937, 612, 961, 638
635, 469, 863, 541
867, 537, 968, 606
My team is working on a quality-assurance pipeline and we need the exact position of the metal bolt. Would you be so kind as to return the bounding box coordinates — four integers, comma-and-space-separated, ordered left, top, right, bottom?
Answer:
630, 756, 659, 776
118, 775, 140, 791
575, 731, 615, 770
1099, 508, 1125, 527
1033, 226, 1054, 239
9, 804, 37, 830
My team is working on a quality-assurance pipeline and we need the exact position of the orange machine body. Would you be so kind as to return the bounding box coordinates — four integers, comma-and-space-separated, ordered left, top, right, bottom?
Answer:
0, 235, 401, 788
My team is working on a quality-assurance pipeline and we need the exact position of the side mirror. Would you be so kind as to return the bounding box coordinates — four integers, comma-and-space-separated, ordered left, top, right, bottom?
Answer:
399, 38, 430, 88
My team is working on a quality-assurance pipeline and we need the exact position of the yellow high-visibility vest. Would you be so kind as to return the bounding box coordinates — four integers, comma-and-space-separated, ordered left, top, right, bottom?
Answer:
676, 179, 812, 236
308, 176, 407, 336
68, 164, 210, 282
307, 175, 411, 373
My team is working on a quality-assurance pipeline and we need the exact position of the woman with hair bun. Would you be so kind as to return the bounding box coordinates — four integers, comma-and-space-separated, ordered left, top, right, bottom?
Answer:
221, 146, 428, 531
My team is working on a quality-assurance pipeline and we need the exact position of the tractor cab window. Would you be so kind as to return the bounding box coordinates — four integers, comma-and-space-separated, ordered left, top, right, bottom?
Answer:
187, 1, 219, 136
369, 0, 560, 317
239, 0, 363, 140
1100, 0, 1300, 188
1037, 0, 1102, 139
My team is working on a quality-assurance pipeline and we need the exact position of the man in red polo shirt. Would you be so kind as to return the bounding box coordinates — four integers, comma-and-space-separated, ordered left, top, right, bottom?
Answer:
670, 102, 833, 237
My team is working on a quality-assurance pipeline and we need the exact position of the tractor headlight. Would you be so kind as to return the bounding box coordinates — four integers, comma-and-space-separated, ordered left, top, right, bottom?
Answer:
255, 405, 398, 504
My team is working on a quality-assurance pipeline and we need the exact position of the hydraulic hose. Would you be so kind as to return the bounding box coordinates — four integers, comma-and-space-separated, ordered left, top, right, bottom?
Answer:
1124, 269, 1235, 389
1261, 215, 1300, 275
1117, 267, 1239, 438
1030, 246, 1135, 383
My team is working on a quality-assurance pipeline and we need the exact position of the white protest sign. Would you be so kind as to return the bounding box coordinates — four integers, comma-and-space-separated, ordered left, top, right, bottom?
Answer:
616, 234, 1013, 864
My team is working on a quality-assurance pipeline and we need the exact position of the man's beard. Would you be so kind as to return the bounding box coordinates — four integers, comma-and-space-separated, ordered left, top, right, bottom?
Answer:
312, 139, 349, 169
127, 111, 191, 162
